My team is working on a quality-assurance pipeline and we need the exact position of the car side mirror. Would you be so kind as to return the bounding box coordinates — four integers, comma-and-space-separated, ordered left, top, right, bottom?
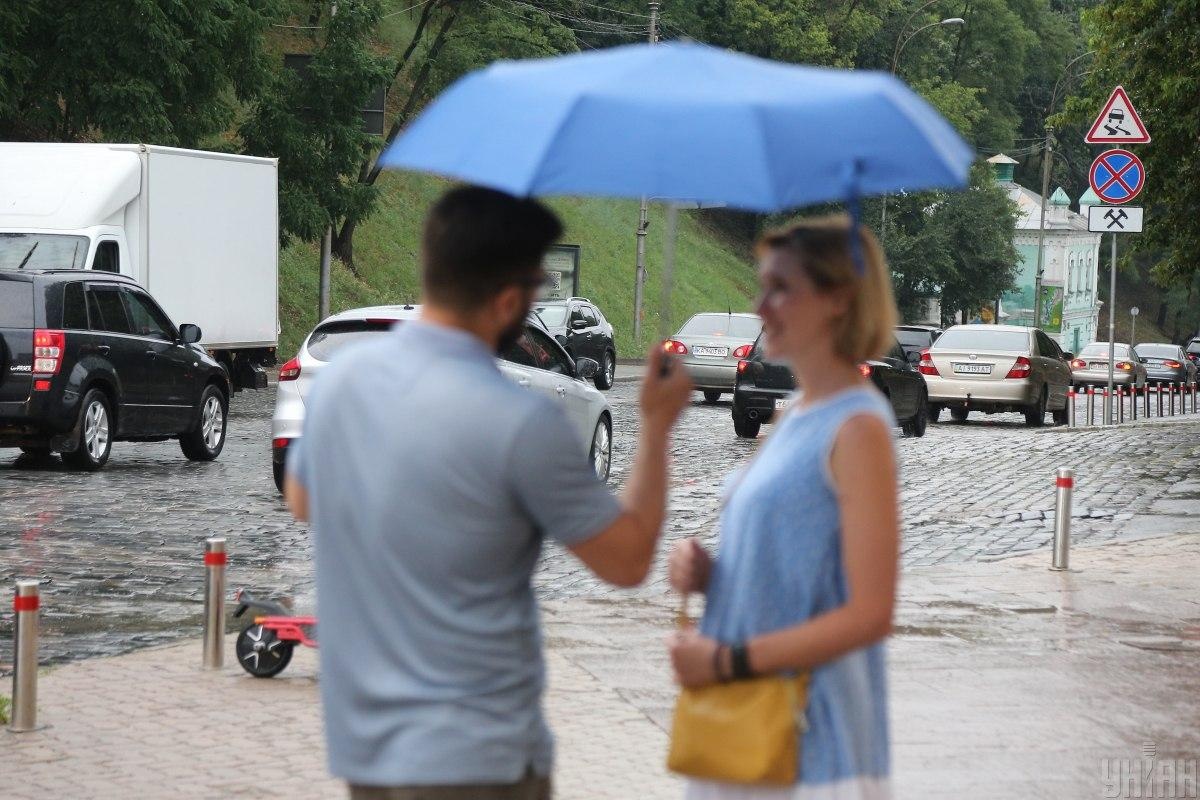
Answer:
179, 323, 202, 344
575, 356, 599, 380
571, 319, 588, 330
1062, 352, 1073, 361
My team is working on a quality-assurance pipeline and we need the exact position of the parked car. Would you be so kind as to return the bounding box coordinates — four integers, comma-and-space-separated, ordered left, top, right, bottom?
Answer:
271, 306, 612, 491
895, 324, 942, 358
920, 324, 1072, 426
532, 297, 616, 390
665, 312, 763, 403
1185, 337, 1200, 368
1069, 342, 1147, 388
1134, 342, 1198, 386
731, 334, 929, 439
0, 270, 230, 469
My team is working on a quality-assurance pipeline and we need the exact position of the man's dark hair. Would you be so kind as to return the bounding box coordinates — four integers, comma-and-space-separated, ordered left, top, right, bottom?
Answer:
421, 185, 563, 310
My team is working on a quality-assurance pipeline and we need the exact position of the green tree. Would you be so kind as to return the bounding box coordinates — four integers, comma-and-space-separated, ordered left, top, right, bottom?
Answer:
1076, 0, 1200, 286
0, 0, 275, 145
241, 0, 392, 250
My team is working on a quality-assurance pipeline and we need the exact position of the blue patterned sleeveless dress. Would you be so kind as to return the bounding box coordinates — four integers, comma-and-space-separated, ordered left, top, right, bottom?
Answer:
684, 386, 895, 800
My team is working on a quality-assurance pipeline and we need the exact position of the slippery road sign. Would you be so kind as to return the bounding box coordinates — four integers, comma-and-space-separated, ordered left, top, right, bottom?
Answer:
1085, 86, 1150, 144
1088, 205, 1144, 233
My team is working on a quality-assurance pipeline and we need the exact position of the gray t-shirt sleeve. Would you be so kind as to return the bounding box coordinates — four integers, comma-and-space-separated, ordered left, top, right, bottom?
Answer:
507, 404, 621, 547
286, 431, 310, 489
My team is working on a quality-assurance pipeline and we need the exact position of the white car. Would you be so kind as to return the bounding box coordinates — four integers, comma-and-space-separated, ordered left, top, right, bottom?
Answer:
270, 305, 613, 491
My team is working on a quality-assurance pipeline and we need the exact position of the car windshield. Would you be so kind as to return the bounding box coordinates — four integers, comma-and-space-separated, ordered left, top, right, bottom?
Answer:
895, 329, 933, 348
935, 328, 1029, 352
306, 319, 399, 361
534, 305, 569, 326
1080, 343, 1132, 358
1136, 344, 1180, 358
0, 233, 89, 270
678, 314, 761, 339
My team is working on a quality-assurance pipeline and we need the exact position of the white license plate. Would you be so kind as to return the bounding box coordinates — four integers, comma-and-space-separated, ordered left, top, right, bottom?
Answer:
774, 398, 788, 410
952, 363, 992, 375
1089, 362, 1109, 369
693, 346, 728, 357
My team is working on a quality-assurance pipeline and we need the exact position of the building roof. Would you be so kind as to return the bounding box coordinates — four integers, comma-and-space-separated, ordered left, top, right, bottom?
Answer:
987, 153, 1019, 165
1003, 181, 1091, 233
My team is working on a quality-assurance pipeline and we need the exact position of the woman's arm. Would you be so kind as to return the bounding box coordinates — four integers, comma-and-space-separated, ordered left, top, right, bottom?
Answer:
746, 413, 899, 673
669, 413, 898, 686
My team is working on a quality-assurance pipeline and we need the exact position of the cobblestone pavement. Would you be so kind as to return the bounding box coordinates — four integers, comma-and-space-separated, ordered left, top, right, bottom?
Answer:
4, 533, 1197, 799
4, 381, 1200, 666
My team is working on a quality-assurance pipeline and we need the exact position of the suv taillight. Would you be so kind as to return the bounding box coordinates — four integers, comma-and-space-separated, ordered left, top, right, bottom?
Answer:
1070, 358, 1087, 369
858, 363, 872, 377
33, 329, 65, 374
737, 359, 749, 374
732, 344, 751, 359
663, 339, 688, 355
917, 348, 939, 376
279, 357, 301, 381
1005, 356, 1031, 379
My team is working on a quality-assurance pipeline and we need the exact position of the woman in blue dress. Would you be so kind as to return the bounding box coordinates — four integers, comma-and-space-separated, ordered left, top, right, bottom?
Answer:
668, 215, 900, 800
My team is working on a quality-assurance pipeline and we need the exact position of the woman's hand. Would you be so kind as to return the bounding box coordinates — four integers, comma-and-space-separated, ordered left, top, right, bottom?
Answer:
668, 628, 721, 688
668, 538, 712, 594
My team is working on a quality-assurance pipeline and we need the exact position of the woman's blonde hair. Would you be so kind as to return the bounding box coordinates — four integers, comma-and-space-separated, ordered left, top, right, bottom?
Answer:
756, 214, 898, 363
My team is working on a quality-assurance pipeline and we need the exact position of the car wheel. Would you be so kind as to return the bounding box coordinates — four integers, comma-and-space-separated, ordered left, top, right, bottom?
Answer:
62, 390, 114, 470
180, 385, 228, 461
950, 406, 969, 423
928, 404, 943, 424
903, 392, 929, 438
594, 350, 615, 390
733, 413, 760, 439
1024, 386, 1047, 427
272, 459, 285, 493
589, 415, 612, 482
703, 390, 722, 404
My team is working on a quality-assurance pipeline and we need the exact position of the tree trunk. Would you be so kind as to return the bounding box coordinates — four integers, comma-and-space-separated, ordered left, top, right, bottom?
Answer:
332, 5, 461, 265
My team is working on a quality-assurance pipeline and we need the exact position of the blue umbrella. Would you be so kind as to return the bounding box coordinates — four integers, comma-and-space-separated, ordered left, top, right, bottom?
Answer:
380, 41, 974, 212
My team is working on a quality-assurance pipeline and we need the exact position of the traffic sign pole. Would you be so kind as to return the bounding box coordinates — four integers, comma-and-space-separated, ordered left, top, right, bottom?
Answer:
1107, 234, 1117, 423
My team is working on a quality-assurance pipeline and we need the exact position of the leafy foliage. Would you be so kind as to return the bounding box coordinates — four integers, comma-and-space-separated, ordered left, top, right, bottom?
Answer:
0, 0, 276, 145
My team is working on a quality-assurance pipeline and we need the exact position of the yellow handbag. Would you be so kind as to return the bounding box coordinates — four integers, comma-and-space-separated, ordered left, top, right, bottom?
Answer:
667, 597, 810, 786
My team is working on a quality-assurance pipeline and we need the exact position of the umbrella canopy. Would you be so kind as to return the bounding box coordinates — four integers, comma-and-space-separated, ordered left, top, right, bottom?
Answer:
380, 42, 974, 212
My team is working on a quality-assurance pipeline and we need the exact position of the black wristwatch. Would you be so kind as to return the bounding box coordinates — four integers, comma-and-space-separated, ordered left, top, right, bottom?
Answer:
730, 643, 754, 680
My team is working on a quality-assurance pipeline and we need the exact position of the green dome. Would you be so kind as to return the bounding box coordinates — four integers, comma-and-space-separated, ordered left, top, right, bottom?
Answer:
1078, 187, 1101, 206
1049, 187, 1071, 206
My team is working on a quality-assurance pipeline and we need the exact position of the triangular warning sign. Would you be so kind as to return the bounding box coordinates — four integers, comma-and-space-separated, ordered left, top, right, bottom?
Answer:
1085, 86, 1150, 144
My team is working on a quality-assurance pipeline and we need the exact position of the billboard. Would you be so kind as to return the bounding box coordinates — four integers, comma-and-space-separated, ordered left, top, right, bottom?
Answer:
540, 244, 581, 301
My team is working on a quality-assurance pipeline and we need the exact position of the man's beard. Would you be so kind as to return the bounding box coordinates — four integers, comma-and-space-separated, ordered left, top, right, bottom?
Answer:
496, 311, 527, 355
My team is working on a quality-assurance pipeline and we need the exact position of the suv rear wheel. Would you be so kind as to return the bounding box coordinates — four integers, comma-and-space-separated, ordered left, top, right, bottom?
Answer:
594, 350, 615, 390
181, 385, 228, 461
902, 392, 929, 438
62, 389, 113, 470
733, 413, 760, 439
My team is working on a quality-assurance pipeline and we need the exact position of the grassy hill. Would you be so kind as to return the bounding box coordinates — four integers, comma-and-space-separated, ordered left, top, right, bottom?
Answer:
278, 170, 760, 358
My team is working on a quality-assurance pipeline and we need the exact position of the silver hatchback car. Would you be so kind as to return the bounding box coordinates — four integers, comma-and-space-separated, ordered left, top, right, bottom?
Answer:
921, 324, 1073, 426
271, 305, 613, 490
664, 312, 762, 403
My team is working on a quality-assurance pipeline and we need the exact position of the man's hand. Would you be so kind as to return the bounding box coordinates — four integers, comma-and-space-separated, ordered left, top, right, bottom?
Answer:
668, 538, 712, 594
668, 628, 722, 688
640, 346, 692, 437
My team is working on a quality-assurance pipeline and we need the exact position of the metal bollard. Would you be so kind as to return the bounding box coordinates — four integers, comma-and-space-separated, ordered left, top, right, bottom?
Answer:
1145, 383, 1152, 417
10, 580, 40, 732
1052, 468, 1073, 571
1132, 385, 1138, 420
1193, 382, 1198, 412
1157, 382, 1165, 417
1183, 383, 1189, 415
1067, 387, 1076, 427
202, 537, 227, 669
1100, 388, 1109, 426
1170, 384, 1177, 416
1086, 386, 1095, 426
1118, 387, 1125, 424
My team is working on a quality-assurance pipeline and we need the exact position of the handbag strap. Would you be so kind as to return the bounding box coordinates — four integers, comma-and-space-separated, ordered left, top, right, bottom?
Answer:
676, 592, 692, 630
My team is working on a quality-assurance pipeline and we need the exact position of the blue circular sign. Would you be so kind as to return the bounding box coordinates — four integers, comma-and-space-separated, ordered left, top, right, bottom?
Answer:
1089, 149, 1145, 204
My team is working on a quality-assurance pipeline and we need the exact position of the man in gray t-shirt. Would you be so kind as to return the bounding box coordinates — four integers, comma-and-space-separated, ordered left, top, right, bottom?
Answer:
286, 186, 691, 799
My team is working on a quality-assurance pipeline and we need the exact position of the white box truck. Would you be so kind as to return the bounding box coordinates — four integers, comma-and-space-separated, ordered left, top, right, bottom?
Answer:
0, 143, 278, 390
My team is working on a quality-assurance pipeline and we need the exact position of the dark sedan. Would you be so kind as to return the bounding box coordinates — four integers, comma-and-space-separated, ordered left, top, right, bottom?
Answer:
731, 335, 929, 438
1135, 342, 1198, 386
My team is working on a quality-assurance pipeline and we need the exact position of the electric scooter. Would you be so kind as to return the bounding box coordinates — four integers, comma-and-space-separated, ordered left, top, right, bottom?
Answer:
232, 588, 317, 678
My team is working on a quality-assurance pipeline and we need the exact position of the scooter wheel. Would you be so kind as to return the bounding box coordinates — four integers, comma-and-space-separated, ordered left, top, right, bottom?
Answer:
236, 624, 294, 678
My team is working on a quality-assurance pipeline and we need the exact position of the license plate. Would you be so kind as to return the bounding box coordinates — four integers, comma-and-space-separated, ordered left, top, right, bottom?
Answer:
1089, 362, 1108, 369
774, 398, 788, 410
951, 363, 992, 375
693, 346, 728, 357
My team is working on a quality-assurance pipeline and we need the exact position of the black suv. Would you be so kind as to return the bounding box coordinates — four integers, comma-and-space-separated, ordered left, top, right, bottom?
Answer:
731, 335, 929, 438
532, 297, 617, 389
0, 271, 231, 469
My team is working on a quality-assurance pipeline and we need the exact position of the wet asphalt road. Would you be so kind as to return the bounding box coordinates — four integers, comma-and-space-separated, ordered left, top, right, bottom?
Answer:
3, 380, 1200, 668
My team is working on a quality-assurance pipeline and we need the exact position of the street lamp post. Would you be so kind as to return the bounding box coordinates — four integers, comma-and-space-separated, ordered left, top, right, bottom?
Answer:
882, 15, 964, 245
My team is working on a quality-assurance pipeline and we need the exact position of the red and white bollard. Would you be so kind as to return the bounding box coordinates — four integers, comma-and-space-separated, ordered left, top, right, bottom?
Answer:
1086, 386, 1095, 426
1067, 387, 1077, 427
1052, 468, 1074, 571
10, 580, 40, 732
203, 537, 227, 669
1117, 387, 1125, 424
